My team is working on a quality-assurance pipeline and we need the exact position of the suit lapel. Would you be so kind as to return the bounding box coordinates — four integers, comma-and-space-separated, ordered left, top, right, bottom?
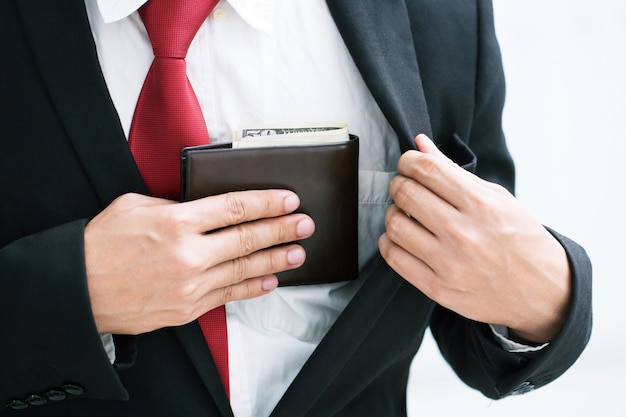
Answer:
270, 255, 404, 417
326, 0, 433, 152
172, 325, 235, 417
15, 0, 146, 206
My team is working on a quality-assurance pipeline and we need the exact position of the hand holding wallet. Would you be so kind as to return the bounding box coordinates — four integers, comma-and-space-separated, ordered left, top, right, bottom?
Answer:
180, 134, 359, 286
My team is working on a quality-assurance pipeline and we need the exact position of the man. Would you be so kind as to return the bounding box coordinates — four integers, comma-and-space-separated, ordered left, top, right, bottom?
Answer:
0, 0, 592, 416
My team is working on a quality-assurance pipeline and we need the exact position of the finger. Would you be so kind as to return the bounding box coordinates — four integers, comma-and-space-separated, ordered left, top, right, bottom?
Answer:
186, 242, 306, 317
378, 233, 437, 296
414, 134, 465, 171
224, 274, 280, 303
383, 204, 442, 264
414, 134, 448, 161
202, 212, 314, 266
397, 147, 482, 211
179, 189, 302, 233
159, 273, 279, 329
194, 243, 306, 300
388, 175, 460, 237
185, 274, 278, 321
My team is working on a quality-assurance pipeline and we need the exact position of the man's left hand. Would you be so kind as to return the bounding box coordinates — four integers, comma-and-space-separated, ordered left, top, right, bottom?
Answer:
378, 134, 571, 344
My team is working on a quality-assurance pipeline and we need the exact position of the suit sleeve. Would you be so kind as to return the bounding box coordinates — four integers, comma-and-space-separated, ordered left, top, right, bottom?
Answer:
0, 220, 129, 407
430, 230, 592, 398
0, 0, 139, 408
428, 0, 592, 399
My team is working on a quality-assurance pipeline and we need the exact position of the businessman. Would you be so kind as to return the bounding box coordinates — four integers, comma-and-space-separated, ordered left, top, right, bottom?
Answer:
0, 0, 592, 416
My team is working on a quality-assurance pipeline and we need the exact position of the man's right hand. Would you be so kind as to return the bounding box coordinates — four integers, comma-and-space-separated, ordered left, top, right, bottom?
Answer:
83, 190, 314, 335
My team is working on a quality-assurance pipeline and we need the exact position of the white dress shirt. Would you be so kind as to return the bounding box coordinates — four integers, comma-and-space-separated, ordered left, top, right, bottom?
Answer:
85, 1, 544, 415
86, 1, 399, 415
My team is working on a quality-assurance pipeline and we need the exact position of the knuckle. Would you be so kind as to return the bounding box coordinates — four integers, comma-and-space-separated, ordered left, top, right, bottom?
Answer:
175, 281, 200, 301
452, 226, 482, 252
378, 238, 402, 269
486, 181, 510, 196
265, 248, 283, 272
230, 257, 248, 282
438, 213, 459, 236
167, 207, 193, 228
438, 255, 462, 283
225, 193, 248, 224
235, 224, 256, 255
154, 207, 192, 236
467, 182, 510, 214
392, 178, 417, 208
231, 281, 253, 301
173, 307, 197, 326
273, 220, 290, 243
114, 192, 143, 208
384, 210, 404, 239
466, 191, 512, 233
166, 239, 207, 280
380, 244, 399, 266
170, 246, 204, 274
221, 285, 235, 304
414, 154, 441, 180
426, 281, 447, 303
377, 234, 389, 254
465, 187, 492, 209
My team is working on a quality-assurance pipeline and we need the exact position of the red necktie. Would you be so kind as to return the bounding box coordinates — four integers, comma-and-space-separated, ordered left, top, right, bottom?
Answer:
129, 0, 229, 398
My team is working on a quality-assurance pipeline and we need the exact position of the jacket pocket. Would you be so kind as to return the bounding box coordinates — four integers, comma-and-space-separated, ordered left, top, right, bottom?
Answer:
440, 133, 477, 173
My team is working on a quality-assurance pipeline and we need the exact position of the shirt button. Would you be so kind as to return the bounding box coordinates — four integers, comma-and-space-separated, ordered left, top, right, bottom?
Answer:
212, 8, 228, 23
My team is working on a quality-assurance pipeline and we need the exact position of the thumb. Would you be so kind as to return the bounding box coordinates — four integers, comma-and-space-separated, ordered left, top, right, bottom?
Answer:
415, 134, 444, 157
414, 134, 457, 166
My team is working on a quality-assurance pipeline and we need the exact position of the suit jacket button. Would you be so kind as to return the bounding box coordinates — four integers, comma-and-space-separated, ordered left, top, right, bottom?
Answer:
62, 384, 85, 396
26, 394, 47, 406
46, 389, 67, 401
511, 381, 535, 395
6, 399, 29, 410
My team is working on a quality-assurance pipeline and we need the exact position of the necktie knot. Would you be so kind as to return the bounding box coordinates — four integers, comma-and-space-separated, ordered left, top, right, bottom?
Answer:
129, 0, 219, 200
140, 0, 219, 58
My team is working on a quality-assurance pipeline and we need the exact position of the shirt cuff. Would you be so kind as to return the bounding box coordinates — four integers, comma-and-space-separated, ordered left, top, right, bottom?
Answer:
489, 324, 549, 353
101, 333, 117, 364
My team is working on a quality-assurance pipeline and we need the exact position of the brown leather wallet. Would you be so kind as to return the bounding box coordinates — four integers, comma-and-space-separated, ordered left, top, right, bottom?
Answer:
180, 135, 359, 286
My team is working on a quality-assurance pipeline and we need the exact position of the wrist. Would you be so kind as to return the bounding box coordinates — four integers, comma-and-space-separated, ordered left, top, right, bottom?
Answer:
508, 245, 572, 344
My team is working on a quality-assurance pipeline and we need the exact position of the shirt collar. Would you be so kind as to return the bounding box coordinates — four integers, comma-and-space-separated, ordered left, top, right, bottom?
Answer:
95, 0, 147, 23
228, 0, 274, 33
95, 0, 275, 34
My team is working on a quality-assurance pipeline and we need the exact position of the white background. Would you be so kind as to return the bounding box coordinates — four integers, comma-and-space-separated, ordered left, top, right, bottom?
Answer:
407, 1, 626, 415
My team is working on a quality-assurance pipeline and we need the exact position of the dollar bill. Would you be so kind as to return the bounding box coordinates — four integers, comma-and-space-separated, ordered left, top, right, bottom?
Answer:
232, 123, 349, 148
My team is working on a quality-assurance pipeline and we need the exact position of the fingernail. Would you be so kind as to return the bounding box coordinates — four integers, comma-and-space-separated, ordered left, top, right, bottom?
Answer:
296, 218, 315, 237
262, 276, 278, 291
284, 195, 300, 212
287, 247, 305, 265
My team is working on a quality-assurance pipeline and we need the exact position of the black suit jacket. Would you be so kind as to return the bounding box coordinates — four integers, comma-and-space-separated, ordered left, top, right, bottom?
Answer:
0, 0, 592, 415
